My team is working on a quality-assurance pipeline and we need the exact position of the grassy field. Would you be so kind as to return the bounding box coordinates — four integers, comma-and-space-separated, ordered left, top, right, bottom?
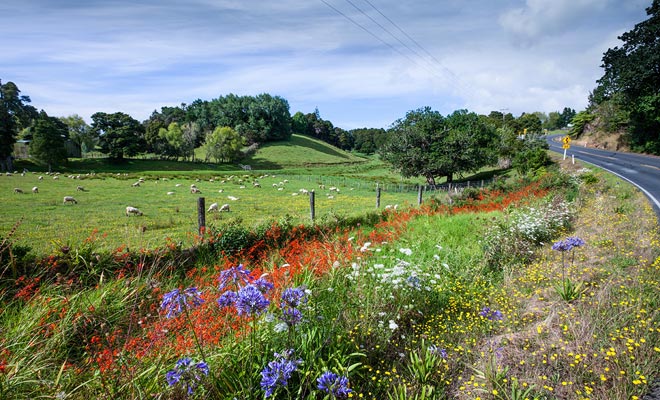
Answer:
3, 135, 509, 256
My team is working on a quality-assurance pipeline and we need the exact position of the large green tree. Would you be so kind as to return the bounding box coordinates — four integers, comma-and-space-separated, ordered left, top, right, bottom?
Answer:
0, 80, 37, 171
594, 0, 660, 153
91, 112, 145, 161
202, 126, 243, 163
30, 111, 68, 172
60, 114, 96, 156
380, 107, 497, 185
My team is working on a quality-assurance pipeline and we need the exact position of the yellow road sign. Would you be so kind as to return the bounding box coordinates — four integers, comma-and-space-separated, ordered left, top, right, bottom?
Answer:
562, 136, 571, 144
562, 143, 570, 150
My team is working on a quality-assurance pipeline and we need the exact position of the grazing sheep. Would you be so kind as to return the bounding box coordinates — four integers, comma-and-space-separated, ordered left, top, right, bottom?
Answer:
227, 195, 239, 201
53, 175, 59, 180
32, 187, 38, 193
125, 206, 143, 216
13, 188, 23, 194
175, 183, 182, 187
132, 181, 140, 187
219, 203, 230, 212
253, 182, 261, 188
63, 196, 77, 204
76, 185, 86, 191
208, 202, 219, 212
38, 176, 43, 180
167, 191, 175, 195
191, 187, 202, 194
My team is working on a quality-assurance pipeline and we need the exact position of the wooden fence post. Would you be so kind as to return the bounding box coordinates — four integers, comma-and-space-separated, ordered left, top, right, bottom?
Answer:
417, 185, 423, 205
376, 185, 381, 208
197, 197, 206, 235
309, 190, 315, 222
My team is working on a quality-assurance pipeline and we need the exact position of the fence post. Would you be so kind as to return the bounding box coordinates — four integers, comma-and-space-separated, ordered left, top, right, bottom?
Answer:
197, 197, 206, 235
376, 185, 381, 208
309, 190, 315, 222
417, 185, 423, 205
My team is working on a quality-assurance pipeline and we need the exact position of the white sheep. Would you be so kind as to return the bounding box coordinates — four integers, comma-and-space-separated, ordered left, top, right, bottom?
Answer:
132, 181, 140, 187
167, 191, 175, 195
253, 182, 261, 188
227, 195, 239, 201
125, 206, 143, 216
191, 187, 202, 194
63, 196, 77, 204
32, 187, 38, 193
207, 202, 219, 212
38, 176, 43, 180
13, 188, 23, 194
76, 185, 85, 191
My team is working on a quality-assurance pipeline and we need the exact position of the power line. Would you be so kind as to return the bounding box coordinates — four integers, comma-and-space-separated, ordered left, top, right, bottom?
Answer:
360, 0, 470, 93
318, 0, 473, 96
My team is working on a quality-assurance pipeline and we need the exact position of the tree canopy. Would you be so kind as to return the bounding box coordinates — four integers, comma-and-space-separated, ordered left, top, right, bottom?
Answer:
0, 80, 37, 171
91, 112, 145, 161
593, 0, 660, 154
30, 111, 68, 172
380, 107, 497, 185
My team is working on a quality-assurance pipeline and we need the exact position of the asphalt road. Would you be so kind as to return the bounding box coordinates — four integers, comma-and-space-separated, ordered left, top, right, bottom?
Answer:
545, 135, 660, 224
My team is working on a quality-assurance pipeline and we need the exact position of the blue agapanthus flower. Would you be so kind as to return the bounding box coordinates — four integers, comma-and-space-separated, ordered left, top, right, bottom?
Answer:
317, 371, 352, 399
160, 287, 204, 318
427, 344, 448, 358
479, 307, 503, 321
260, 349, 301, 397
280, 287, 306, 308
280, 306, 303, 327
253, 276, 274, 293
552, 236, 586, 252
236, 284, 270, 316
216, 290, 238, 308
165, 357, 209, 395
217, 264, 251, 291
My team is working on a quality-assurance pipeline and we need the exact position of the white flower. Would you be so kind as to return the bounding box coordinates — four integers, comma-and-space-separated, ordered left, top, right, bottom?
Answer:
435, 244, 443, 250
274, 322, 288, 333
388, 320, 398, 331
433, 254, 440, 260
399, 248, 412, 256
360, 242, 372, 252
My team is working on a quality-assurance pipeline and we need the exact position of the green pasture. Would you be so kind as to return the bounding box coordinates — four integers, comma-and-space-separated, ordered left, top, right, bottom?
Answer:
0, 171, 434, 256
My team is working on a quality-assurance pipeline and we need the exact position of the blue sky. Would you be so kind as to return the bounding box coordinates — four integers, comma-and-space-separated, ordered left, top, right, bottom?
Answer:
0, 0, 650, 129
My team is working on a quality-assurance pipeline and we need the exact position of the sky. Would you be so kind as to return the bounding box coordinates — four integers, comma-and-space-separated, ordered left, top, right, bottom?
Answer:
0, 0, 651, 130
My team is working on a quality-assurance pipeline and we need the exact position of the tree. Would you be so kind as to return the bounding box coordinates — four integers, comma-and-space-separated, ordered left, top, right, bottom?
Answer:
517, 113, 543, 135
202, 126, 243, 163
380, 107, 497, 185
30, 111, 68, 172
594, 0, 660, 153
158, 122, 185, 160
559, 107, 576, 128
0, 80, 37, 171
60, 114, 96, 155
91, 112, 145, 161
545, 111, 563, 131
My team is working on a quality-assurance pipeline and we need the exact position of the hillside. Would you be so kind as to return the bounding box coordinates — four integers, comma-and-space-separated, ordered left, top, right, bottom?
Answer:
245, 134, 368, 169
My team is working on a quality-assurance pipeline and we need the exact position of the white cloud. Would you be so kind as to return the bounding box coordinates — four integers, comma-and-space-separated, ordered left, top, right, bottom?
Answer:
499, 0, 610, 46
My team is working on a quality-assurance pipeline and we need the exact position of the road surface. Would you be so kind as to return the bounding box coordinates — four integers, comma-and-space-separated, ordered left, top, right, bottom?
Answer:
545, 135, 660, 224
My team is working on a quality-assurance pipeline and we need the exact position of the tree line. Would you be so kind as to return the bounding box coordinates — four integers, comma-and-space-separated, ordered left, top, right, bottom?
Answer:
578, 0, 659, 154
0, 78, 571, 183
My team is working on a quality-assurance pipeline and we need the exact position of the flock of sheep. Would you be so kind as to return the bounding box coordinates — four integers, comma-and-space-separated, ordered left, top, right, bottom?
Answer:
6, 171, 370, 223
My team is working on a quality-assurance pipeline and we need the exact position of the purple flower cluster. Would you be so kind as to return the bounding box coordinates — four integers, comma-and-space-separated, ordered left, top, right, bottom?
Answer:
165, 357, 209, 395
235, 284, 270, 316
217, 264, 251, 291
160, 287, 204, 319
260, 349, 302, 397
427, 344, 448, 358
552, 236, 586, 252
216, 266, 273, 317
479, 307, 503, 321
279, 287, 307, 328
317, 371, 352, 399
